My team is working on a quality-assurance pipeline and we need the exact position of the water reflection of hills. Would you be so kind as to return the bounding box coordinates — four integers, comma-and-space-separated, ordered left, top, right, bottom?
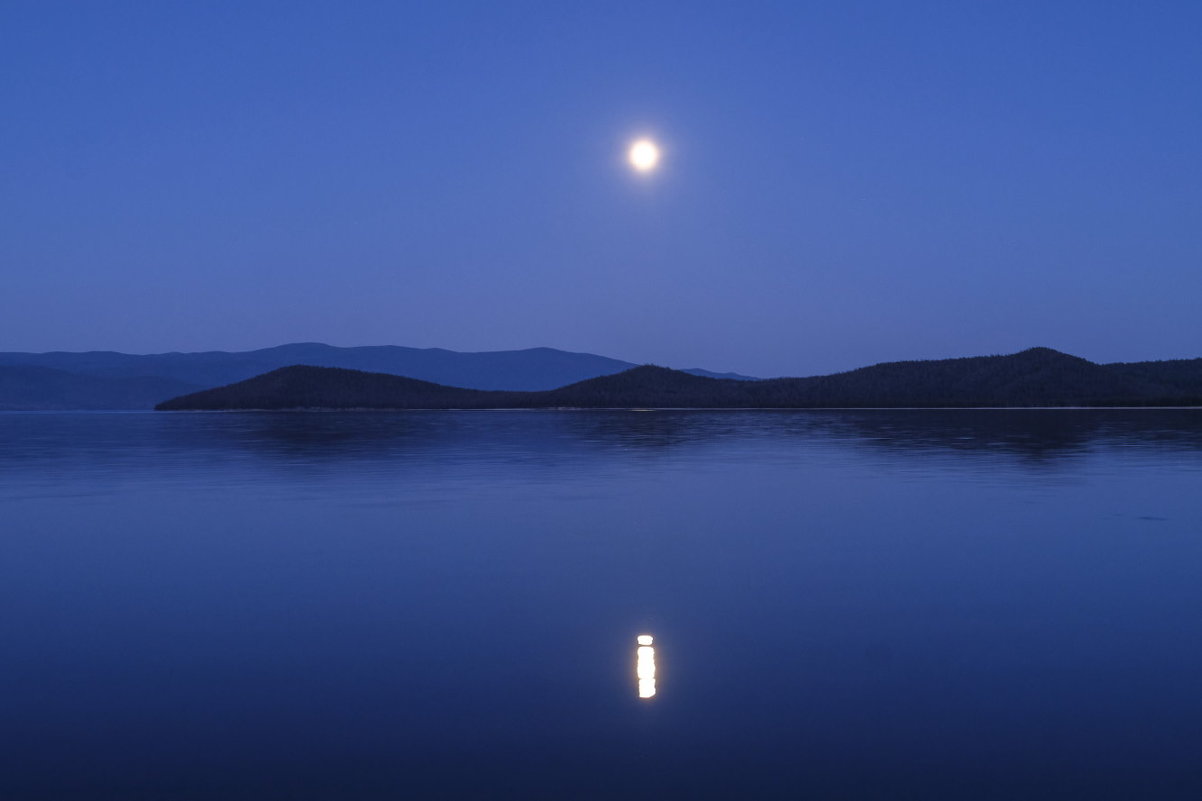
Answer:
219, 409, 1202, 461
556, 409, 1202, 465
771, 409, 1202, 462
1, 410, 1200, 479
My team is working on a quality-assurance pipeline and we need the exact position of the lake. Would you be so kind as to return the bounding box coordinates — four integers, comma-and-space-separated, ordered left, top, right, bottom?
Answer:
2, 409, 1201, 800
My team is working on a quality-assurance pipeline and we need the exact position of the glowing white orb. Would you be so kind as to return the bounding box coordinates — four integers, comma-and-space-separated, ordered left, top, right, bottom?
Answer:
628, 139, 660, 172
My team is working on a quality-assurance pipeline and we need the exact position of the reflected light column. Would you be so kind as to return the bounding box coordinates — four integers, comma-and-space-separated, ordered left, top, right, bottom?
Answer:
636, 634, 656, 699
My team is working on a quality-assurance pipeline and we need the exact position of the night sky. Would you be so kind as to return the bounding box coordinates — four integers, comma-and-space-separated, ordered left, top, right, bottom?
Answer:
3, 1, 1199, 377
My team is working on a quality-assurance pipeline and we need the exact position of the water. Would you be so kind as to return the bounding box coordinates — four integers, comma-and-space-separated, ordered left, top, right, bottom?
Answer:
2, 409, 1201, 800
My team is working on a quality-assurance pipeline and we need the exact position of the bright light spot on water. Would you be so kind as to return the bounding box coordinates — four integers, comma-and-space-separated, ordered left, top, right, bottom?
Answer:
636, 638, 656, 699
636, 646, 655, 677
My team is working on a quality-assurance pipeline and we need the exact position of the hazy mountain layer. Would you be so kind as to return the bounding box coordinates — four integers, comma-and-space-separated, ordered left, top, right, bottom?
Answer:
0, 343, 756, 409
0, 366, 200, 411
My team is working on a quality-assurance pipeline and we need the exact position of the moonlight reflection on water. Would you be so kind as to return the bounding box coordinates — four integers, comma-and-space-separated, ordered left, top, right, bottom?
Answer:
636, 634, 657, 699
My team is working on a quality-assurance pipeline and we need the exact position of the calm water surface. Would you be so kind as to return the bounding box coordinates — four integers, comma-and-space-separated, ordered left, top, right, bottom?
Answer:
3, 410, 1202, 800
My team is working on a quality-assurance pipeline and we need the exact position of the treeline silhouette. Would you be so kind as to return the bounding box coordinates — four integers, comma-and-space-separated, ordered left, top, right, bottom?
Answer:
156, 348, 1202, 410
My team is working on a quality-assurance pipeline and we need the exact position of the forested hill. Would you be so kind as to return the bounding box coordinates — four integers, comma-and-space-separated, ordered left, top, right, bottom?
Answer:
751, 347, 1182, 407
156, 348, 1202, 410
155, 366, 502, 410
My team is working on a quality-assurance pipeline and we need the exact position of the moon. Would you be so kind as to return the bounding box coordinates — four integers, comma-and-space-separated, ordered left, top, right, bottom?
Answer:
628, 138, 661, 172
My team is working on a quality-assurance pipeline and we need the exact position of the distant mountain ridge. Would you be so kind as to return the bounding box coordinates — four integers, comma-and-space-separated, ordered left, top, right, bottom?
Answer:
157, 348, 1202, 411
0, 366, 200, 412
0, 343, 756, 410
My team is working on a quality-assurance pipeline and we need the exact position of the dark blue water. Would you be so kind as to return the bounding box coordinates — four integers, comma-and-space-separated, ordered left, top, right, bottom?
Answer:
3, 410, 1202, 800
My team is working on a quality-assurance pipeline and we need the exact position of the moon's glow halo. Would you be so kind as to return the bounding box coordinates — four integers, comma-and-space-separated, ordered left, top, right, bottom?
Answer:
628, 139, 661, 172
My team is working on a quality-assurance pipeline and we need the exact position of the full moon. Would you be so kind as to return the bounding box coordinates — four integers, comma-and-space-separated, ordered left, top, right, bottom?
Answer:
628, 139, 661, 172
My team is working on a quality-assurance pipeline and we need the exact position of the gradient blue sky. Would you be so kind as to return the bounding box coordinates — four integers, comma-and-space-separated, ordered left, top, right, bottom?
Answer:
3, 1, 1199, 376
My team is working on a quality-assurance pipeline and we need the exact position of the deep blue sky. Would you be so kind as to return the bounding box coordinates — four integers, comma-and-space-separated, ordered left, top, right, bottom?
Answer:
3, 1, 1199, 376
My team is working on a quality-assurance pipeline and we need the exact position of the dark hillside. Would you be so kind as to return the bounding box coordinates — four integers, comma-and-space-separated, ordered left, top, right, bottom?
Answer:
155, 366, 504, 410
756, 348, 1174, 407
1107, 358, 1202, 400
535, 365, 757, 407
155, 348, 1202, 411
